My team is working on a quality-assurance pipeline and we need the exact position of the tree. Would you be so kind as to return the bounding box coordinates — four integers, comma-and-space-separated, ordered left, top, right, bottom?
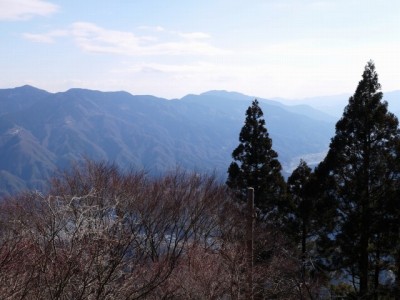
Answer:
315, 61, 400, 298
0, 160, 231, 299
227, 99, 286, 215
287, 160, 315, 277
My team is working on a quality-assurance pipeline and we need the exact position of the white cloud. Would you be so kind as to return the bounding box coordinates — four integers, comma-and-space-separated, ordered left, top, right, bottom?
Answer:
70, 22, 225, 56
0, 0, 58, 21
23, 22, 227, 56
70, 22, 142, 54
22, 29, 67, 43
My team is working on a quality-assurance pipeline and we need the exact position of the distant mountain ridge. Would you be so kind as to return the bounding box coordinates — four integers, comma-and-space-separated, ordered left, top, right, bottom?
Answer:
199, 90, 338, 122
274, 90, 400, 118
1, 85, 339, 197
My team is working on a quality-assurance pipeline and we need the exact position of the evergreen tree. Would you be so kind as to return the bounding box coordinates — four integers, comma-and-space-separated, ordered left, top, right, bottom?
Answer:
315, 61, 400, 298
227, 99, 286, 215
287, 160, 315, 278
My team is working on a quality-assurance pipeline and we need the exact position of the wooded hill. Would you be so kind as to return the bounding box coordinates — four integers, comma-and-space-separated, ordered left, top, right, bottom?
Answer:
0, 86, 335, 197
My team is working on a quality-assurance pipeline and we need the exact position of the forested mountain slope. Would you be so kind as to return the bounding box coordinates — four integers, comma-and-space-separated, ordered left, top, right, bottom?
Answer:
0, 86, 335, 196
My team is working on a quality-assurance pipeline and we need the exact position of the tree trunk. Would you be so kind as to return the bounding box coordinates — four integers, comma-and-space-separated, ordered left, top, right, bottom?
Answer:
359, 233, 369, 297
359, 142, 371, 298
359, 193, 370, 297
302, 221, 307, 281
246, 188, 254, 300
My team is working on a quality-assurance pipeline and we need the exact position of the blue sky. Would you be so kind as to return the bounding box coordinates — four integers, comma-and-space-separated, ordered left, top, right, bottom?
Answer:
1, 0, 399, 99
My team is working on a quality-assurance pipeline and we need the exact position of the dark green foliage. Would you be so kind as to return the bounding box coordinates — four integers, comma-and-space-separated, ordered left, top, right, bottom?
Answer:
316, 61, 400, 297
226, 99, 286, 214
287, 159, 327, 285
287, 160, 313, 246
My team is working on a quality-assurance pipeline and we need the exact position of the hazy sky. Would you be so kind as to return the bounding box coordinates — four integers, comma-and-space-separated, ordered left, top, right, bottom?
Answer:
1, 0, 399, 99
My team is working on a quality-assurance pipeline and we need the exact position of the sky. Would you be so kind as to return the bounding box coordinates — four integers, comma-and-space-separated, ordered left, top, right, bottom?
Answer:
1, 0, 399, 99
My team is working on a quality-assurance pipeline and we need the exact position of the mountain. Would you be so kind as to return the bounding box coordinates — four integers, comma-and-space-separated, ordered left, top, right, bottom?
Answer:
275, 90, 400, 118
0, 86, 335, 197
200, 90, 337, 122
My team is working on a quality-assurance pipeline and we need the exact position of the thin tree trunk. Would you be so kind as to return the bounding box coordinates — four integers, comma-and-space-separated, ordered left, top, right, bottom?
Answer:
302, 221, 306, 281
246, 187, 254, 300
359, 144, 371, 298
359, 195, 370, 298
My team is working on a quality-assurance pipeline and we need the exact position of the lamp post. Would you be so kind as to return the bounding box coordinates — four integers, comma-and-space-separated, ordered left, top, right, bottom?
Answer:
247, 187, 254, 300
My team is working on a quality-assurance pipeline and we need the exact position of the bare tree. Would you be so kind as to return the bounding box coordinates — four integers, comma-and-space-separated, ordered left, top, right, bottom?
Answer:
0, 161, 231, 299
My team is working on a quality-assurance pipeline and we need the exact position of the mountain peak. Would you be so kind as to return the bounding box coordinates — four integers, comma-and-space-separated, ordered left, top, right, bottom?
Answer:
14, 85, 49, 94
200, 90, 253, 101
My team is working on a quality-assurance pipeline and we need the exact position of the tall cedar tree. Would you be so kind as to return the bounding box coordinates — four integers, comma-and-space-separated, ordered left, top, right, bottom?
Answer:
287, 160, 316, 279
315, 61, 400, 298
227, 99, 286, 215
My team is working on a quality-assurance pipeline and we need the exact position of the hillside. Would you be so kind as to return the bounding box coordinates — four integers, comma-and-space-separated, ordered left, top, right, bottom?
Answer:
0, 86, 336, 197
